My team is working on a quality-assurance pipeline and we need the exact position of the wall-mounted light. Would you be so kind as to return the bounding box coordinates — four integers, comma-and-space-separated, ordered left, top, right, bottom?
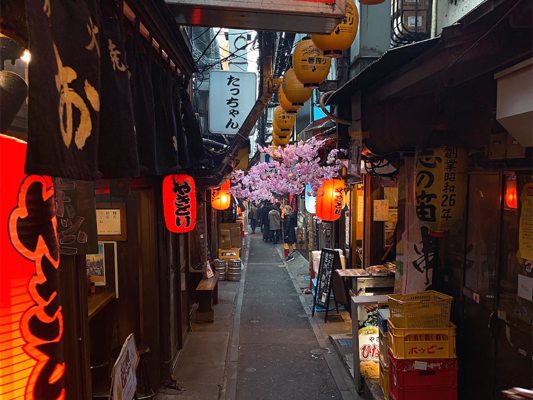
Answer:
504, 173, 518, 209
20, 49, 31, 63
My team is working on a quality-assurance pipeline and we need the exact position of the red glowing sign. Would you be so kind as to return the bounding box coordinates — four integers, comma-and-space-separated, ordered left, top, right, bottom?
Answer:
162, 174, 197, 233
0, 134, 64, 399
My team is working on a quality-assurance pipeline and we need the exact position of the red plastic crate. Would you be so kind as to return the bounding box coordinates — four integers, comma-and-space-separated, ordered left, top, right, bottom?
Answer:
389, 350, 457, 388
390, 385, 458, 400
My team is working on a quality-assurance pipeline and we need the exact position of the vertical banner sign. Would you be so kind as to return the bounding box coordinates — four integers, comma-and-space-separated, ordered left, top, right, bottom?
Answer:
415, 146, 467, 237
163, 174, 197, 233
519, 183, 533, 261
0, 134, 64, 399
208, 71, 257, 134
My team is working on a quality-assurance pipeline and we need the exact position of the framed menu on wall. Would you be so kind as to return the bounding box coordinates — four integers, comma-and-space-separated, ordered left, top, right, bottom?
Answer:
96, 203, 127, 241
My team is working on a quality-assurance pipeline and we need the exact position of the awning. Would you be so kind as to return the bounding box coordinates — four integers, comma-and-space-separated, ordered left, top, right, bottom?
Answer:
326, 37, 439, 105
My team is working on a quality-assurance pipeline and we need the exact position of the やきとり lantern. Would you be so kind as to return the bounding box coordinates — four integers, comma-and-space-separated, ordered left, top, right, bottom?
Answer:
316, 178, 346, 221
415, 146, 468, 237
282, 68, 313, 106
311, 0, 359, 58
292, 37, 331, 88
163, 174, 197, 233
212, 180, 232, 210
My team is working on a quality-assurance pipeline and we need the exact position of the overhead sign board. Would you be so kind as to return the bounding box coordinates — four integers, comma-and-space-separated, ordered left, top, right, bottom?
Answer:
166, 0, 346, 34
208, 70, 257, 135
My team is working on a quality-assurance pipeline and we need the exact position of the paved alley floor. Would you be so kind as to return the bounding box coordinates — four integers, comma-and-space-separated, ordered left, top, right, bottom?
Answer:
158, 233, 358, 400
232, 234, 351, 400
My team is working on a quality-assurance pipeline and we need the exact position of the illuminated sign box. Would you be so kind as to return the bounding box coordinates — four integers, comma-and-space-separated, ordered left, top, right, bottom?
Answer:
166, 0, 346, 34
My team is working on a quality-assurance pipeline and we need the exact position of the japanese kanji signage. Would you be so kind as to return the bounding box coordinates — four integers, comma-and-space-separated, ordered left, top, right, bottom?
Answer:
163, 174, 197, 233
415, 146, 467, 237
208, 71, 257, 134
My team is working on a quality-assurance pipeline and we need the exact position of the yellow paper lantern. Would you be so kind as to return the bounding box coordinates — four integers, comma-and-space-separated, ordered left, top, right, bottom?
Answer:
211, 180, 232, 211
278, 86, 300, 114
272, 129, 290, 146
273, 106, 295, 134
292, 37, 331, 87
311, 0, 359, 58
316, 179, 345, 221
415, 146, 468, 237
282, 68, 313, 105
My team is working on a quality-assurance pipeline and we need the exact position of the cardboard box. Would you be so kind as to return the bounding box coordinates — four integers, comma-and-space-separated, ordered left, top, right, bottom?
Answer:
219, 229, 232, 249
219, 248, 241, 260
220, 222, 242, 249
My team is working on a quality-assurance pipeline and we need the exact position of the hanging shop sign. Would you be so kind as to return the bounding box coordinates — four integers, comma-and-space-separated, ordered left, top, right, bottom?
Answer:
0, 134, 64, 399
167, 0, 346, 34
414, 146, 467, 237
519, 182, 533, 261
316, 178, 345, 221
305, 183, 317, 214
163, 174, 197, 233
208, 71, 257, 135
211, 180, 232, 211
311, 0, 359, 58
292, 37, 331, 88
282, 68, 313, 106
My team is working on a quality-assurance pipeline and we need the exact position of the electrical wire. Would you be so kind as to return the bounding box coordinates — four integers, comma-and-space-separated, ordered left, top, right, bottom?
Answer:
195, 28, 223, 63
198, 37, 258, 74
318, 91, 352, 126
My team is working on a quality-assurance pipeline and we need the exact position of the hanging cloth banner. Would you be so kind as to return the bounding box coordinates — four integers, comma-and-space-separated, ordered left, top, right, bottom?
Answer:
0, 134, 64, 399
25, 0, 101, 179
163, 174, 197, 233
97, 0, 139, 178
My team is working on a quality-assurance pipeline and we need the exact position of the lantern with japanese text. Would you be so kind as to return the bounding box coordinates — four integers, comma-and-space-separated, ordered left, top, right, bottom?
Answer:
316, 178, 345, 221
305, 183, 317, 214
162, 174, 197, 233
311, 0, 359, 58
211, 180, 232, 211
278, 86, 300, 113
273, 106, 295, 134
292, 37, 331, 87
504, 173, 518, 209
282, 68, 313, 105
415, 146, 468, 237
0, 134, 65, 399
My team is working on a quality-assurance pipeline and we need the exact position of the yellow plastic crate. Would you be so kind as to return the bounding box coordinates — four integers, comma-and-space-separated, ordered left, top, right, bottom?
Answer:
379, 359, 390, 399
379, 330, 389, 368
388, 290, 452, 328
388, 319, 456, 359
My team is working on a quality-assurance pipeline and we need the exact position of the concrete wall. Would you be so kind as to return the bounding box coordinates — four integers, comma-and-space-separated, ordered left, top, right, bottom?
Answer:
436, 0, 485, 34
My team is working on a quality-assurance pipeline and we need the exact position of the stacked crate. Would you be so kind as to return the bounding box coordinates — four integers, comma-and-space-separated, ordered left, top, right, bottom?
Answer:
387, 291, 457, 400
377, 308, 390, 399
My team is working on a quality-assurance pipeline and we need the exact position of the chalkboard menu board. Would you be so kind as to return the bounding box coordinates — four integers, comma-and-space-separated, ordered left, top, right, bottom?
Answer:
312, 248, 342, 322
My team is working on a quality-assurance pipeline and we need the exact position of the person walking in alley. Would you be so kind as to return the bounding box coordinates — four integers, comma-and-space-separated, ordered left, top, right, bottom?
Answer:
261, 201, 272, 241
283, 205, 297, 261
268, 205, 281, 244
249, 203, 260, 233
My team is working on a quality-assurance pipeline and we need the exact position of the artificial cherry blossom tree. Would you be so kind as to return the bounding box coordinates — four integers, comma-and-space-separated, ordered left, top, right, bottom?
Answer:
230, 137, 342, 202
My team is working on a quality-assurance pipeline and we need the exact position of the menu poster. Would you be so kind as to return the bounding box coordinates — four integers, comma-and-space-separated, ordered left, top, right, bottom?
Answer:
519, 183, 533, 261
373, 199, 389, 221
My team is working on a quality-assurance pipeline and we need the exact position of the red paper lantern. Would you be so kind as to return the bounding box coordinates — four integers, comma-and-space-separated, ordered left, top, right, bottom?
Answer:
0, 134, 64, 399
316, 179, 345, 221
211, 180, 232, 211
163, 174, 197, 233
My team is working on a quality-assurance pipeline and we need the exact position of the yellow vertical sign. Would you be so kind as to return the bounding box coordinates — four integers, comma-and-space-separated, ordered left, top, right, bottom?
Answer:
519, 183, 533, 261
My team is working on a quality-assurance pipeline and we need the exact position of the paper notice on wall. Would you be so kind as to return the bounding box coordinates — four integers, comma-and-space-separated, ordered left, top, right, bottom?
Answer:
357, 193, 364, 222
517, 274, 533, 302
373, 199, 389, 221
519, 183, 533, 261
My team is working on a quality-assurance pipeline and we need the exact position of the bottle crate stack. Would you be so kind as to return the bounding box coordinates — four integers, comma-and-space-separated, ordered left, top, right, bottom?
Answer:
386, 291, 457, 400
377, 308, 390, 399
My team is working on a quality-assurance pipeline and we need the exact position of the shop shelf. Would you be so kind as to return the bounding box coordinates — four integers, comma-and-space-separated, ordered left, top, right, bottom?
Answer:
388, 319, 456, 359
388, 290, 452, 328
